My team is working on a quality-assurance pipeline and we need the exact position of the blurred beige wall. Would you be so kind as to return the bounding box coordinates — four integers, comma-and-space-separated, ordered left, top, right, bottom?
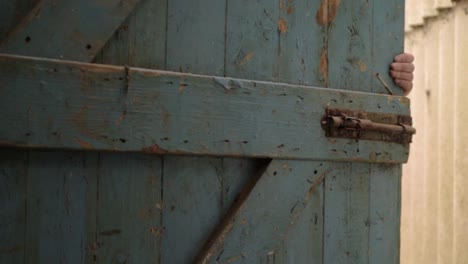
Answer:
401, 0, 468, 263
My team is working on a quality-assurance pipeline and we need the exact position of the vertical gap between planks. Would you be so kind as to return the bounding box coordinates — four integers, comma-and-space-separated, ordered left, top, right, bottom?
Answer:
161, 4, 168, 261
367, 164, 372, 263
219, 159, 225, 211
347, 163, 351, 259
321, 166, 326, 264
95, 152, 101, 260
324, 0, 330, 88
24, 150, 30, 264
277, 0, 281, 79
223, 0, 228, 77
159, 155, 164, 264
371, 0, 375, 93
322, 1, 330, 263
161, 1, 169, 260
164, 0, 169, 70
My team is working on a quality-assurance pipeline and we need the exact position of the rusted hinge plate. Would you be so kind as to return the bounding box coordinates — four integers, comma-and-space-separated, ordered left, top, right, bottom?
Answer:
321, 108, 415, 145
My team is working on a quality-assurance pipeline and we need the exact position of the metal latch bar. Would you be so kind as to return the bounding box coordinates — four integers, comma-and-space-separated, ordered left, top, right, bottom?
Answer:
325, 116, 416, 134
321, 109, 416, 144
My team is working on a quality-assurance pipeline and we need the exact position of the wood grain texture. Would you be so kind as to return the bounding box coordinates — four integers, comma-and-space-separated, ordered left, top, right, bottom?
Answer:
327, 0, 373, 93
372, 0, 405, 95
199, 159, 332, 264
161, 156, 223, 263
0, 2, 37, 262
0, 0, 141, 61
166, 0, 226, 75
161, 1, 231, 262
324, 163, 370, 264
24, 151, 98, 264
369, 164, 401, 264
0, 54, 411, 163
324, 1, 404, 263
0, 0, 37, 41
225, 0, 279, 81
93, 2, 166, 263
369, 1, 405, 263
278, 0, 326, 86
275, 0, 326, 262
95, 0, 167, 69
0, 148, 27, 263
275, 167, 324, 264
0, 0, 408, 263
96, 153, 161, 264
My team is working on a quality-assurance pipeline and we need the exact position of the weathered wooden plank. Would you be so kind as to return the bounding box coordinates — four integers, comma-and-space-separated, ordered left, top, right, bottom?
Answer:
166, 0, 225, 76
96, 153, 161, 263
327, 0, 373, 93
0, 0, 37, 41
161, 157, 259, 263
215, 2, 288, 263
369, 164, 401, 264
369, 1, 405, 263
0, 148, 27, 263
324, 163, 370, 263
219, 158, 260, 221
372, 0, 405, 95
0, 54, 411, 163
222, 2, 281, 263
225, 0, 279, 81
275, 0, 326, 262
161, 1, 229, 262
162, 157, 260, 263
278, 0, 326, 86
324, 1, 406, 263
196, 159, 333, 263
275, 170, 324, 264
24, 151, 98, 264
161, 156, 224, 263
0, 2, 38, 262
0, 0, 142, 61
92, 2, 167, 261
95, 0, 167, 69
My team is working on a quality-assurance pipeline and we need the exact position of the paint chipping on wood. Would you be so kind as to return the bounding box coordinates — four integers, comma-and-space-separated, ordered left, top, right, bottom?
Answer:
286, 6, 293, 14
316, 0, 341, 26
141, 144, 166, 154
320, 48, 328, 85
238, 52, 254, 66
357, 60, 367, 72
149, 227, 162, 237
305, 170, 330, 200
76, 138, 93, 149
115, 112, 126, 125
278, 18, 288, 33
348, 58, 368, 72
99, 229, 122, 236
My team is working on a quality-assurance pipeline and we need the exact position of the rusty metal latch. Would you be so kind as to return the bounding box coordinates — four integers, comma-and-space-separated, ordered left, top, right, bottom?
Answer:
321, 109, 416, 144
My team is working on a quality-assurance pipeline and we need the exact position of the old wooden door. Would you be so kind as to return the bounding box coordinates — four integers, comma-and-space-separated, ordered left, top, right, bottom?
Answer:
0, 0, 410, 263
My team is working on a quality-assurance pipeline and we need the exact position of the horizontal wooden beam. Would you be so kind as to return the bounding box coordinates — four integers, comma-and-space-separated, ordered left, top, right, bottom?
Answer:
0, 54, 412, 163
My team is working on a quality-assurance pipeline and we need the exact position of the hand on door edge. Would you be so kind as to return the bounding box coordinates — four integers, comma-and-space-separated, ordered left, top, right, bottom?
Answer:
390, 53, 415, 96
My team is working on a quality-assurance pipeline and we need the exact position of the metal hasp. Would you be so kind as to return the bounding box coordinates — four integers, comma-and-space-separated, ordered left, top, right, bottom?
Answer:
322, 108, 416, 145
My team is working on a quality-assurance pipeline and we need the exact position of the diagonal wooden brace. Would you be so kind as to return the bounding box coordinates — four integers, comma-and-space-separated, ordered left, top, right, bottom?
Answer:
0, 0, 141, 61
194, 159, 337, 264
